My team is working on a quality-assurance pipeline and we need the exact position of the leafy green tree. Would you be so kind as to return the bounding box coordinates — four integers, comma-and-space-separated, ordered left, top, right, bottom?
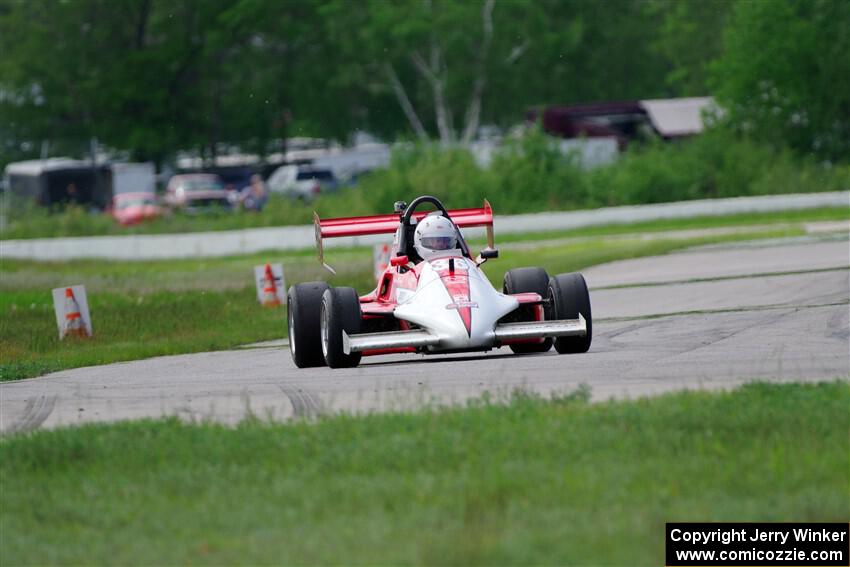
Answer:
0, 0, 237, 164
1, 0, 779, 167
648, 0, 734, 96
319, 0, 507, 144
497, 1, 673, 106
217, 0, 374, 147
711, 0, 850, 161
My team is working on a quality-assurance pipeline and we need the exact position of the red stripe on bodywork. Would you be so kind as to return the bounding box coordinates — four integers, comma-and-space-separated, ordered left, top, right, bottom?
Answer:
459, 306, 472, 336
440, 272, 472, 336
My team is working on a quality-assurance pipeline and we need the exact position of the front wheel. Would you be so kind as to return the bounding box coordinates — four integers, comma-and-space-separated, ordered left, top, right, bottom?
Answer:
503, 267, 552, 354
320, 287, 363, 368
287, 282, 330, 368
547, 273, 592, 354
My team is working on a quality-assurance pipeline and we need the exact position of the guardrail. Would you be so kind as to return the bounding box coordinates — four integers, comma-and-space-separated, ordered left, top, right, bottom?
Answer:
1, 191, 847, 261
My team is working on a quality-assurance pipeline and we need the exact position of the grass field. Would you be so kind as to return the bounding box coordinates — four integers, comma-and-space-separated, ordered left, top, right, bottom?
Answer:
485, 206, 850, 243
1, 381, 847, 565
0, 288, 286, 382
1, 222, 814, 381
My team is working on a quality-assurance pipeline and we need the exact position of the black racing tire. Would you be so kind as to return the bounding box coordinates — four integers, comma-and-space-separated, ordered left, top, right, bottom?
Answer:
548, 273, 592, 354
287, 282, 329, 368
503, 267, 553, 354
320, 287, 363, 368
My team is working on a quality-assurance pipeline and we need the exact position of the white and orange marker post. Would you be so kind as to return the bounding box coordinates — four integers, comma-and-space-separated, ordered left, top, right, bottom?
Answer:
254, 263, 285, 307
373, 243, 392, 280
52, 285, 92, 339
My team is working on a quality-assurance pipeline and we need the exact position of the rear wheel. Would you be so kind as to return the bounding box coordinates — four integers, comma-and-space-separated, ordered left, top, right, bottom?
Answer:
320, 287, 363, 368
547, 273, 592, 354
287, 282, 329, 368
503, 267, 553, 354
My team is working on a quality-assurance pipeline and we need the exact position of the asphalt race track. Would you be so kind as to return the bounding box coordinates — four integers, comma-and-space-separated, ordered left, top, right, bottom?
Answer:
2, 235, 848, 434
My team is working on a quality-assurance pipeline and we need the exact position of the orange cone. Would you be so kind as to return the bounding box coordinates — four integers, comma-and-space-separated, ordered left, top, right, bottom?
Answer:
261, 263, 281, 307
63, 287, 88, 338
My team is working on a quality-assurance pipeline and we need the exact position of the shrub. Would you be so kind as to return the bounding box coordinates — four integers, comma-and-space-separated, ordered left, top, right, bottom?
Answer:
3, 128, 847, 239
586, 127, 848, 207
488, 129, 590, 212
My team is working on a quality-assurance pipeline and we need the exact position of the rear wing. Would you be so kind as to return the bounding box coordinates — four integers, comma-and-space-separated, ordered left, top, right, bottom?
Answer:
313, 200, 494, 272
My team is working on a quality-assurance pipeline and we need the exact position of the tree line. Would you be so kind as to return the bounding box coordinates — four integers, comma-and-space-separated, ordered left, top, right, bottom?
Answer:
0, 0, 846, 168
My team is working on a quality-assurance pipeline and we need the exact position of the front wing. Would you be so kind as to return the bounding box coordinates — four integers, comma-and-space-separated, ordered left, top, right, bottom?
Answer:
343, 314, 587, 354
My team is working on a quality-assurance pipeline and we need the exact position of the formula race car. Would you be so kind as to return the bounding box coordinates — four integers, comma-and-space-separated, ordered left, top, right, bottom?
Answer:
287, 195, 591, 368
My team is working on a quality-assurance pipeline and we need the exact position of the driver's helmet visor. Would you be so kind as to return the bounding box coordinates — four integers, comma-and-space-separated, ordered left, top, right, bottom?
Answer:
420, 235, 456, 251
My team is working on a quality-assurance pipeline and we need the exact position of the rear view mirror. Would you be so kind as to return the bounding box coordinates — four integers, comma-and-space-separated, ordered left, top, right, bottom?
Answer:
480, 248, 499, 259
390, 255, 409, 267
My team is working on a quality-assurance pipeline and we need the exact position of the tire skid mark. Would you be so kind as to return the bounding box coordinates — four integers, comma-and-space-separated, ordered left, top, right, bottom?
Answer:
279, 385, 323, 419
303, 389, 325, 416
7, 395, 57, 434
657, 308, 794, 362
827, 307, 850, 341
598, 300, 849, 324
599, 318, 667, 340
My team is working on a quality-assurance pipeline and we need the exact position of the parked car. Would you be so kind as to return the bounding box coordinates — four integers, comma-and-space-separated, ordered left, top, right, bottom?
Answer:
109, 192, 162, 226
266, 165, 338, 200
164, 174, 231, 211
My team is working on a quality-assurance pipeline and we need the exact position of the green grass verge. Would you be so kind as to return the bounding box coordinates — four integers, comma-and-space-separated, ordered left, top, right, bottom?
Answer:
0, 288, 285, 381
478, 228, 806, 284
1, 381, 847, 565
0, 227, 815, 381
486, 206, 849, 244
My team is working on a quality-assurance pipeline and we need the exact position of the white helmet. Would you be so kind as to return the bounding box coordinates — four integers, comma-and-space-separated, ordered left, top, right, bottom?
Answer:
414, 214, 457, 261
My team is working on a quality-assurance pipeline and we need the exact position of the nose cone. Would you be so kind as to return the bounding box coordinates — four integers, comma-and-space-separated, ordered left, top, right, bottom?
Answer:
394, 257, 519, 350
394, 271, 469, 344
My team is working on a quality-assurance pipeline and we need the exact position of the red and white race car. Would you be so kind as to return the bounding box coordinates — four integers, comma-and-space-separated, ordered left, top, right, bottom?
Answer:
287, 195, 591, 368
